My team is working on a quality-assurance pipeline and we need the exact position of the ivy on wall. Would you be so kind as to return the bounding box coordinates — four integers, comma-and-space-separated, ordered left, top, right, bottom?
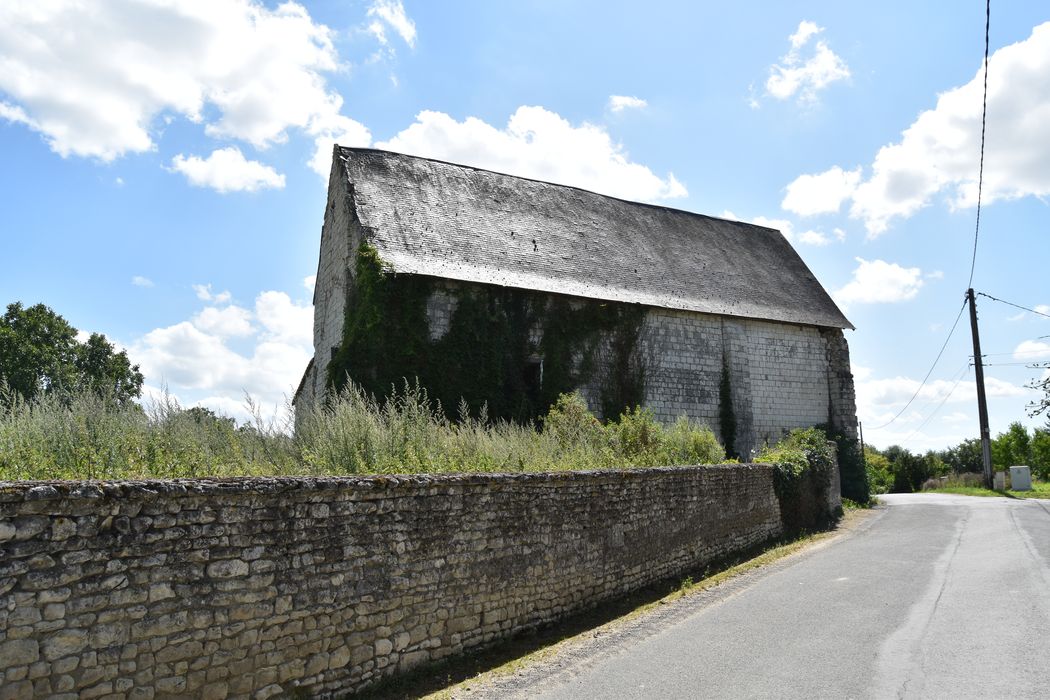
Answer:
327, 242, 650, 423
718, 355, 737, 459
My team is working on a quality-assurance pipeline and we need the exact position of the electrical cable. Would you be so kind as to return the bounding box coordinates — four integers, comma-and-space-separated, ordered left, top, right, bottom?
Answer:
966, 0, 991, 288
902, 364, 972, 444
868, 298, 968, 430
974, 349, 1050, 358
977, 292, 1050, 320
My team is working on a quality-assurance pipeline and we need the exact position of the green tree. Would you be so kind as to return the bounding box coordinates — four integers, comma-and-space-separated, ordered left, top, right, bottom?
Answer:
0, 302, 143, 404
74, 333, 144, 404
991, 422, 1031, 470
864, 445, 893, 494
941, 438, 984, 473
1030, 428, 1050, 481
881, 445, 937, 493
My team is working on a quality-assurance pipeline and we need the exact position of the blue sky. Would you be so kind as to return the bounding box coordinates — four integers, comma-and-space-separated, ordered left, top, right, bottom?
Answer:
1, 1, 1048, 451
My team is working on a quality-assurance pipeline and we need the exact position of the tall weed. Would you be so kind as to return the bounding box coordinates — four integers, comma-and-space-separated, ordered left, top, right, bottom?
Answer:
1, 384, 728, 480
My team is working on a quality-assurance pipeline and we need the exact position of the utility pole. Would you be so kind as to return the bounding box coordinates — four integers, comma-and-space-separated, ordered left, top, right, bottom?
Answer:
967, 288, 994, 488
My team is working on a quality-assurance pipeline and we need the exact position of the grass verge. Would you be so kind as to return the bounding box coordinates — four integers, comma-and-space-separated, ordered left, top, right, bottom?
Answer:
926, 480, 1050, 499
356, 510, 868, 700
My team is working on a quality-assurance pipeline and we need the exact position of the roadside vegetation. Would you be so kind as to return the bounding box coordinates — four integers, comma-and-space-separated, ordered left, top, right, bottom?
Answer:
0, 384, 730, 481
865, 421, 1050, 496
914, 472, 1050, 499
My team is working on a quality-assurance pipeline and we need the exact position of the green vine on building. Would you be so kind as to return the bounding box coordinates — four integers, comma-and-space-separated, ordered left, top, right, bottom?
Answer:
327, 242, 650, 423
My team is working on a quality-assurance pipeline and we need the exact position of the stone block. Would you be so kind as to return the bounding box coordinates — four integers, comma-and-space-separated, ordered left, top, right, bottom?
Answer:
0, 639, 38, 667
206, 559, 249, 579
42, 629, 88, 661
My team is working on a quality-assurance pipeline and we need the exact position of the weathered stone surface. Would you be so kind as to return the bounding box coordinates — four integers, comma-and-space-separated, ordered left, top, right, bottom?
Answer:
0, 463, 836, 698
148, 583, 174, 603
206, 559, 248, 579
41, 630, 88, 661
0, 639, 39, 667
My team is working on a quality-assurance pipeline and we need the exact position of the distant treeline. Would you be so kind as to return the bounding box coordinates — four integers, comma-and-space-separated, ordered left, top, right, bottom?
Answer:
866, 421, 1050, 494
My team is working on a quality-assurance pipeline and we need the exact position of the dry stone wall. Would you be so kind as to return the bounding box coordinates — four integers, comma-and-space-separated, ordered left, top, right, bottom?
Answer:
0, 465, 795, 698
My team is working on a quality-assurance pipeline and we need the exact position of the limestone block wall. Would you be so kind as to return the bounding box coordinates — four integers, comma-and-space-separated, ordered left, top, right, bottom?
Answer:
0, 465, 793, 698
740, 320, 832, 451
302, 153, 364, 406
821, 328, 859, 440
637, 310, 846, 458
641, 309, 723, 429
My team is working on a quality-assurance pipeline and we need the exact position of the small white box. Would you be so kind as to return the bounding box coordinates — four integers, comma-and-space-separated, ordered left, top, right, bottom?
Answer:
1009, 466, 1032, 491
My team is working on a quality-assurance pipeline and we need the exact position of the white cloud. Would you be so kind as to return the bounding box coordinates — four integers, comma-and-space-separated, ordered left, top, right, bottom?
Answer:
860, 375, 1027, 414
1014, 340, 1050, 361
782, 165, 862, 216
796, 22, 1050, 236
1013, 304, 1050, 321
255, 291, 313, 346
308, 114, 372, 178
377, 106, 687, 202
608, 95, 648, 113
0, 100, 32, 126
721, 211, 794, 242
720, 210, 835, 247
855, 373, 1027, 436
171, 148, 285, 193
366, 0, 417, 48
798, 230, 830, 246
765, 21, 850, 103
131, 288, 314, 423
0, 0, 363, 179
304, 275, 317, 292
789, 20, 822, 50
834, 258, 924, 306
192, 305, 255, 338
131, 275, 154, 288
193, 284, 232, 305
852, 364, 873, 381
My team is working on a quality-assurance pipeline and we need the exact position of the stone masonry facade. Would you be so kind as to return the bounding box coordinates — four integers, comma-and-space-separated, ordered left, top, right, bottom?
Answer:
300, 162, 857, 457
412, 282, 855, 458
0, 465, 799, 698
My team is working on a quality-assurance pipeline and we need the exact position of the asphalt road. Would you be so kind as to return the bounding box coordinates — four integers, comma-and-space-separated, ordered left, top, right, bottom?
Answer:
480, 494, 1050, 700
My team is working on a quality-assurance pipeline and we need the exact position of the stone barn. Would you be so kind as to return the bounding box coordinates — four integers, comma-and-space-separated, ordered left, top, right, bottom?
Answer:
295, 146, 857, 461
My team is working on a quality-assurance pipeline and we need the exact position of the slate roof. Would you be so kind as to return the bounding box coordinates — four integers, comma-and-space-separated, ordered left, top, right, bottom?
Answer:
337, 147, 853, 330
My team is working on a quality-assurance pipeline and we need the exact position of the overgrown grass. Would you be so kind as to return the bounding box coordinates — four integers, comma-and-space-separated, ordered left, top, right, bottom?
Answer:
920, 472, 1050, 499
0, 384, 727, 480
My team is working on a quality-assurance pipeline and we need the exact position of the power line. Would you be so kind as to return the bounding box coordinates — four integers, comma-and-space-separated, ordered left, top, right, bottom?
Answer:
975, 349, 1050, 358
966, 0, 991, 288
977, 292, 1050, 319
869, 298, 968, 430
902, 364, 971, 444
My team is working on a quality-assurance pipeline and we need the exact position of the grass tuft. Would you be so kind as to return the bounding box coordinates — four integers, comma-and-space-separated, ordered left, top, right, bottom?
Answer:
1, 384, 727, 480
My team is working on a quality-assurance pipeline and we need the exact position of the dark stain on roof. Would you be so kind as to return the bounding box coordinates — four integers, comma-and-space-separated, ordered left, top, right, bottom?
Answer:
336, 146, 853, 330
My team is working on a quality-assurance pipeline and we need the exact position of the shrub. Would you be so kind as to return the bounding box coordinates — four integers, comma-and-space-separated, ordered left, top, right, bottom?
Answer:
610, 406, 665, 466
663, 416, 726, 466
757, 427, 836, 533
541, 391, 606, 451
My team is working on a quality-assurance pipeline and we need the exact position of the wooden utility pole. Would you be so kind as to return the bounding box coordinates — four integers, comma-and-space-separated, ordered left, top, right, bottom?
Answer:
967, 288, 994, 488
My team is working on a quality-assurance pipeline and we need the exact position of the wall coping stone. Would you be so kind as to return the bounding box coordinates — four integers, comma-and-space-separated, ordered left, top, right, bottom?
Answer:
0, 463, 769, 503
